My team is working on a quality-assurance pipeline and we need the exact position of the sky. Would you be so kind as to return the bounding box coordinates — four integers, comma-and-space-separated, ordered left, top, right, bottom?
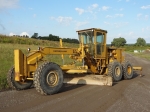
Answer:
0, 0, 150, 44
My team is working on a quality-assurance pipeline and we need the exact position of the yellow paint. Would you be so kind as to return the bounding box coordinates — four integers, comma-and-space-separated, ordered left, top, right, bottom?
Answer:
14, 50, 24, 81
60, 38, 64, 60
133, 66, 142, 70
133, 66, 142, 76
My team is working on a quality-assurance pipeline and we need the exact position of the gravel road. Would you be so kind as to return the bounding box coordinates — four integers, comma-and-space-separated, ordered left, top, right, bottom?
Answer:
1, 53, 150, 112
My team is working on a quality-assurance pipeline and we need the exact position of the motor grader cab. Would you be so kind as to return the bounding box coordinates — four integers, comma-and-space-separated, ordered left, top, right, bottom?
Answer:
7, 28, 142, 95
78, 28, 106, 57
76, 28, 124, 75
77, 28, 108, 74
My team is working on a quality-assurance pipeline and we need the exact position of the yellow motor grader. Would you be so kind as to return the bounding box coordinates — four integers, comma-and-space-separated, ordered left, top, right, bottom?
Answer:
7, 28, 142, 95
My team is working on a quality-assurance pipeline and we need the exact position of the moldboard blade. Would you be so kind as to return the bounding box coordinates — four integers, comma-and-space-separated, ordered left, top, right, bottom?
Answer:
63, 75, 113, 86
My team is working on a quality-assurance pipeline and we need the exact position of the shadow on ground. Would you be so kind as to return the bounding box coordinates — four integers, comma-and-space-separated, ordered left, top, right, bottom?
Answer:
59, 84, 86, 93
133, 71, 144, 78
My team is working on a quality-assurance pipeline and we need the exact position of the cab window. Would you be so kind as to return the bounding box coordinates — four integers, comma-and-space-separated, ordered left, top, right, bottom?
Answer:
96, 32, 104, 43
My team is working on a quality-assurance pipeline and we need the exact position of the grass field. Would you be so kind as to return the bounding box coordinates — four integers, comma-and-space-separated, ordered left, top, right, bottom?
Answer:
126, 51, 150, 60
123, 45, 150, 60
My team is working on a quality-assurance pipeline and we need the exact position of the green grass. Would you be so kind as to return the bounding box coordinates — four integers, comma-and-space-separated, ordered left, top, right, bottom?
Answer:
123, 45, 149, 52
126, 51, 150, 60
0, 36, 79, 90
0, 35, 79, 47
0, 44, 45, 90
123, 45, 150, 60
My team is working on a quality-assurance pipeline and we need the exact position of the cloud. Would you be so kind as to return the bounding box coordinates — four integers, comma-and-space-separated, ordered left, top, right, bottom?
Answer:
117, 33, 122, 37
9, 32, 16, 36
113, 22, 128, 27
50, 16, 73, 26
106, 15, 113, 18
33, 14, 36, 18
129, 31, 134, 36
0, 23, 5, 30
28, 8, 33, 10
137, 13, 142, 17
145, 15, 149, 20
141, 5, 150, 9
20, 32, 30, 36
75, 8, 85, 15
120, 8, 123, 11
9, 32, 30, 36
118, 0, 129, 2
137, 13, 142, 19
75, 21, 89, 29
118, 0, 122, 1
142, 27, 150, 32
102, 6, 110, 11
115, 14, 124, 17
137, 13, 149, 20
104, 21, 111, 25
75, 4, 99, 15
104, 21, 128, 28
92, 4, 99, 9
50, 16, 55, 20
0, 0, 19, 9
106, 14, 124, 18
87, 3, 99, 14
57, 16, 72, 25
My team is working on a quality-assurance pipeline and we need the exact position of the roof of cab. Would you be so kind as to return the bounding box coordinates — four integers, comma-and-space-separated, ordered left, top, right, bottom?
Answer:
76, 28, 107, 33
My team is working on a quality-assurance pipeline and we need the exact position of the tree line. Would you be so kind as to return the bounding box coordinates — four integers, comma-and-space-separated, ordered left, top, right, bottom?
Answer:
31, 33, 79, 44
111, 37, 147, 47
31, 33, 147, 46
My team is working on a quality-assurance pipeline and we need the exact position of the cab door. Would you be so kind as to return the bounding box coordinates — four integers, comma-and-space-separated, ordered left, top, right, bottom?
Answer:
94, 31, 106, 58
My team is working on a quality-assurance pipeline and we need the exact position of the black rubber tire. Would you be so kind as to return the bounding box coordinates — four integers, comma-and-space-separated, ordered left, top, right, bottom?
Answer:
7, 67, 33, 90
108, 60, 123, 82
34, 62, 63, 95
122, 61, 133, 79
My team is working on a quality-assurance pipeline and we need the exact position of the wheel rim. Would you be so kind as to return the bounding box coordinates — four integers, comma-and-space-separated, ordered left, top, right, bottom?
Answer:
115, 67, 121, 77
46, 71, 58, 87
127, 66, 132, 75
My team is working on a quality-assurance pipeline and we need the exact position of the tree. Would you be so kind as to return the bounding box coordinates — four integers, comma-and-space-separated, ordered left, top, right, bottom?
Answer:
135, 37, 146, 46
111, 37, 126, 47
62, 38, 79, 44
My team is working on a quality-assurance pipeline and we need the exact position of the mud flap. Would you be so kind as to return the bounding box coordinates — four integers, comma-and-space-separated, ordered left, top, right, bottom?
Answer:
63, 75, 113, 86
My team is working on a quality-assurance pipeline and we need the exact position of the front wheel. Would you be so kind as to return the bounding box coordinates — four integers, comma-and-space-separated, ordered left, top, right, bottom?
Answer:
7, 67, 33, 90
34, 62, 63, 95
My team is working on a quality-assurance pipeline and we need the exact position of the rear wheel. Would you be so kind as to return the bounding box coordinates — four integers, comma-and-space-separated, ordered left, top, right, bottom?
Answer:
34, 62, 63, 95
122, 61, 133, 79
7, 67, 33, 90
108, 60, 122, 82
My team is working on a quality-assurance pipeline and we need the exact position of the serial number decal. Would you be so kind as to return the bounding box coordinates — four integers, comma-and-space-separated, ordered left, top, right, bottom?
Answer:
53, 50, 67, 52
